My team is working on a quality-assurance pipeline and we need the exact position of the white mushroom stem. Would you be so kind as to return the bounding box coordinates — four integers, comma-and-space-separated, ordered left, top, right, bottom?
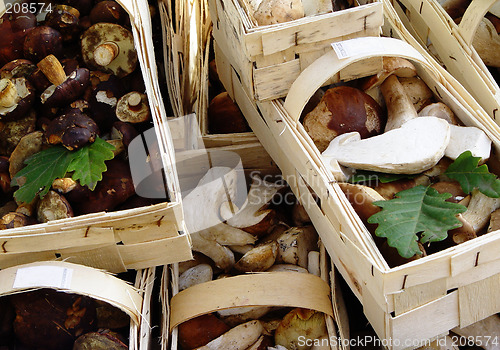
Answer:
444, 125, 492, 161
37, 54, 66, 86
0, 79, 18, 108
190, 230, 236, 271
462, 189, 500, 233
322, 117, 450, 174
381, 74, 418, 131
127, 92, 142, 108
94, 41, 120, 66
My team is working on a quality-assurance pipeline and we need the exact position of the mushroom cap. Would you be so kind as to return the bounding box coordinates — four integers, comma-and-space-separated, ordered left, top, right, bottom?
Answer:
41, 68, 90, 108
23, 26, 63, 62
45, 109, 99, 150
303, 85, 385, 152
81, 23, 138, 78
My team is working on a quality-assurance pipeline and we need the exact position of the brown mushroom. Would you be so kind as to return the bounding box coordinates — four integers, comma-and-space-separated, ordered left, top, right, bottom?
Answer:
303, 85, 385, 152
0, 110, 36, 156
253, 0, 305, 25
0, 59, 36, 79
207, 91, 250, 134
73, 329, 128, 350
81, 23, 138, 78
0, 212, 37, 229
178, 314, 231, 350
115, 91, 150, 124
381, 74, 418, 131
89, 1, 127, 24
23, 26, 63, 62
111, 121, 139, 147
38, 55, 90, 108
45, 109, 99, 150
0, 12, 37, 66
45, 5, 81, 42
36, 190, 74, 223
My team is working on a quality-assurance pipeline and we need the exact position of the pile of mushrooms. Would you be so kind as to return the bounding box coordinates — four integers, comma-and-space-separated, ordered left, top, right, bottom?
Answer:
0, 1, 156, 229
439, 0, 500, 77
302, 56, 499, 266
178, 172, 333, 350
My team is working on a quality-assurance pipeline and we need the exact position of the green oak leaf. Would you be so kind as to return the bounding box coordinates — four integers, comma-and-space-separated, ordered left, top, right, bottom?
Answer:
67, 137, 116, 190
445, 151, 500, 198
11, 146, 74, 203
348, 170, 417, 184
367, 185, 467, 259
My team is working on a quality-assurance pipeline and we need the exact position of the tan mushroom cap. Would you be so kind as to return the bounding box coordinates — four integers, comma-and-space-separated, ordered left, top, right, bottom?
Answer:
81, 23, 138, 78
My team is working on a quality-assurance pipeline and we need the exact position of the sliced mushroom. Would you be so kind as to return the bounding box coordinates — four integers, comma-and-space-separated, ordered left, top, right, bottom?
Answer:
115, 91, 150, 123
276, 226, 318, 268
322, 117, 450, 174
81, 23, 138, 78
445, 125, 491, 161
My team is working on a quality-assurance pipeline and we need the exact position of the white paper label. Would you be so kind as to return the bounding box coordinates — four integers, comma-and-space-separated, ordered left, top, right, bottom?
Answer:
13, 266, 73, 289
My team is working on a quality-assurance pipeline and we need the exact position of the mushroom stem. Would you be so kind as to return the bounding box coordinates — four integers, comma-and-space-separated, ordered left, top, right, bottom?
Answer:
381, 74, 418, 131
127, 92, 143, 109
37, 54, 67, 86
94, 42, 120, 67
0, 79, 18, 108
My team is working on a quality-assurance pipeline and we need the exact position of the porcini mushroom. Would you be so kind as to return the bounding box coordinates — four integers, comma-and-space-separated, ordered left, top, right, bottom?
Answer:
234, 241, 278, 272
472, 16, 500, 68
322, 117, 451, 174
45, 109, 99, 150
23, 26, 63, 62
115, 91, 150, 123
276, 226, 318, 268
361, 56, 418, 91
303, 86, 385, 152
81, 23, 138, 78
418, 102, 458, 124
462, 189, 500, 233
179, 264, 213, 291
274, 308, 327, 350
253, 0, 304, 26
36, 190, 74, 223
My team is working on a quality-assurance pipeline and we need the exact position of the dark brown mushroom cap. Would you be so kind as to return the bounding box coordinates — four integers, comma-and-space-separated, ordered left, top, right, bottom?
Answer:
0, 12, 37, 66
0, 77, 35, 122
0, 59, 36, 79
111, 121, 139, 147
45, 109, 99, 150
88, 76, 124, 132
44, 5, 81, 42
81, 23, 138, 78
41, 68, 90, 108
23, 26, 63, 62
89, 1, 127, 24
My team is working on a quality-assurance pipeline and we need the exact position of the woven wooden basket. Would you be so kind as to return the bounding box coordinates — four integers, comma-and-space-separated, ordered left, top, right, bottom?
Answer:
216, 33, 500, 348
164, 244, 348, 350
384, 0, 500, 123
209, 0, 384, 102
0, 261, 156, 349
0, 0, 192, 272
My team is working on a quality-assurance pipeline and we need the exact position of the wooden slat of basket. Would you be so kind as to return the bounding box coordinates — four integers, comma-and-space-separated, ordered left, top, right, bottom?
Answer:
388, 292, 459, 349
458, 274, 500, 328
118, 233, 192, 270
392, 278, 447, 316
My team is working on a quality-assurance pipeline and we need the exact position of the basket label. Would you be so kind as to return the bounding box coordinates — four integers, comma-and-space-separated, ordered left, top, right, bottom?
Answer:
13, 266, 73, 289
331, 38, 384, 59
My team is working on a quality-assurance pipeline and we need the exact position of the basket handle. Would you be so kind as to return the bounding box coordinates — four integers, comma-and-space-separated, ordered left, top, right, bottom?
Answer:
169, 272, 333, 330
283, 37, 441, 124
457, 0, 498, 46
